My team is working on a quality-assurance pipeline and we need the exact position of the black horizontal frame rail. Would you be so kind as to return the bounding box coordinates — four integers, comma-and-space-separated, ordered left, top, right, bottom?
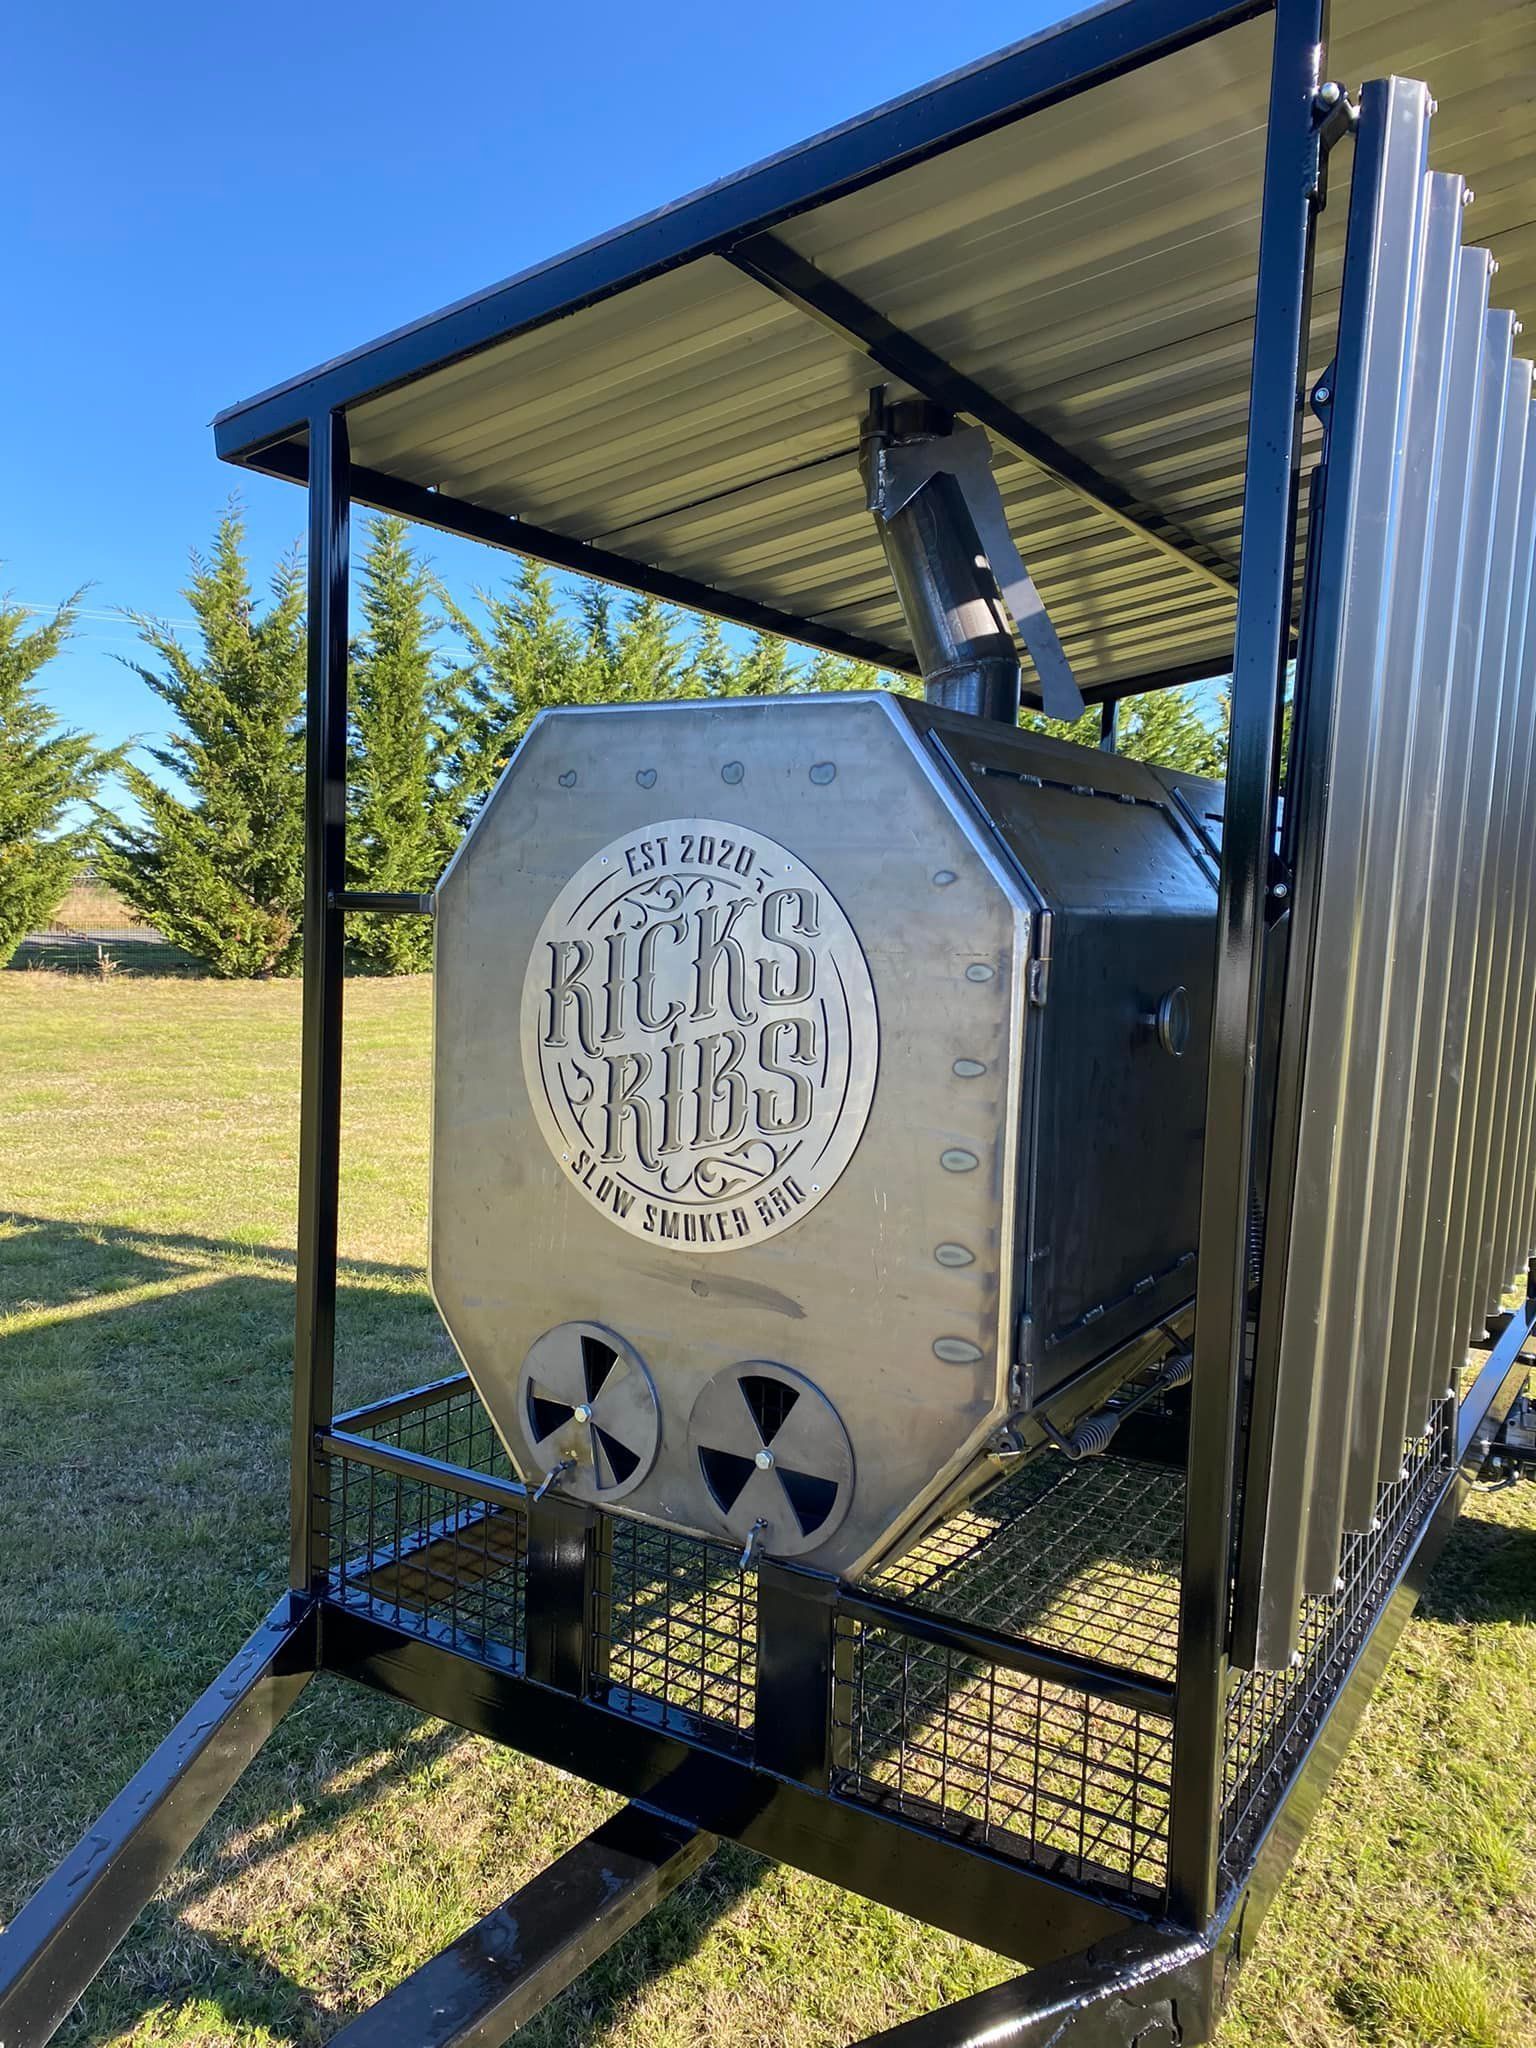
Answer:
320, 1427, 530, 1512
0, 1596, 318, 2048
317, 1599, 1144, 1966
213, 0, 1270, 462
839, 1587, 1176, 1719
330, 888, 435, 916
325, 1803, 714, 2048
252, 439, 918, 677
725, 231, 1240, 599
850, 1927, 1212, 2046
332, 1371, 472, 1433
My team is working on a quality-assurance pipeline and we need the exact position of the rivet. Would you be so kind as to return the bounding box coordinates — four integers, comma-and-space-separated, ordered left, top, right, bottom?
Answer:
941, 1148, 979, 1173
933, 869, 957, 887
721, 760, 744, 785
935, 1243, 976, 1268
965, 963, 994, 983
933, 1337, 984, 1365
1314, 386, 1331, 407
952, 1058, 987, 1078
809, 761, 836, 785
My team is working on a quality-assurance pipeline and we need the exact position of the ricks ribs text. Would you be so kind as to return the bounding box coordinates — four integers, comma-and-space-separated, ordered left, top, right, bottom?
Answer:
521, 819, 877, 1251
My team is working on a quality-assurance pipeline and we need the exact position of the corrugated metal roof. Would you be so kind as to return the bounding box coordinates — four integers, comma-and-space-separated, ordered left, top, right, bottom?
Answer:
215, 0, 1536, 702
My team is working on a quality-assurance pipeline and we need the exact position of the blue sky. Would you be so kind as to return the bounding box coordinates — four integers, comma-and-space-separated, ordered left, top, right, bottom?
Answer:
7, 0, 1071, 816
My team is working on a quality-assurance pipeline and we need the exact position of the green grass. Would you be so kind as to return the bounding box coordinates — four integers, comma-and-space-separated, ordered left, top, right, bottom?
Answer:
1, 972, 1533, 2047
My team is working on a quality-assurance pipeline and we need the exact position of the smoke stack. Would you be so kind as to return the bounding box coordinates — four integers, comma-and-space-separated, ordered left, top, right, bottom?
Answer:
859, 397, 1022, 726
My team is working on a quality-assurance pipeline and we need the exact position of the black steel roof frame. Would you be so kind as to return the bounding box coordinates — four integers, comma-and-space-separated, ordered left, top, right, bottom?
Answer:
214, 0, 1270, 708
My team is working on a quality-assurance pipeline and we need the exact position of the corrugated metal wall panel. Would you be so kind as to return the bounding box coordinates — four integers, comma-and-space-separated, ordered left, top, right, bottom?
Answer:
1235, 78, 1536, 1666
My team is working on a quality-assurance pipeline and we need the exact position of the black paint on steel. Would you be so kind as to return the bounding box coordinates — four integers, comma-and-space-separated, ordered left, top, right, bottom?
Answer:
316, 1601, 1144, 1967
839, 1586, 1177, 1720
0, 1597, 317, 2048
726, 230, 1240, 598
524, 1497, 609, 1695
319, 1428, 530, 1514
755, 1565, 841, 1789
253, 438, 917, 679
325, 1804, 714, 2048
1169, 0, 1329, 1930
292, 411, 351, 1595
331, 1371, 473, 1434
330, 888, 436, 916
1098, 699, 1119, 752
213, 0, 1269, 463
847, 1928, 1212, 2046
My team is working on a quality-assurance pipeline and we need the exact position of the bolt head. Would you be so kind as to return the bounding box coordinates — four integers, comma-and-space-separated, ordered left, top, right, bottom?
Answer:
1314, 386, 1331, 406
754, 1448, 775, 1470
574, 1403, 592, 1424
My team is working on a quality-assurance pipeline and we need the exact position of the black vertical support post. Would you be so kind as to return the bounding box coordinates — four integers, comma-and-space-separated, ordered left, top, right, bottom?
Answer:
292, 409, 351, 1595
1098, 698, 1119, 752
525, 1499, 609, 1695
1168, 0, 1328, 1927
754, 1565, 841, 1789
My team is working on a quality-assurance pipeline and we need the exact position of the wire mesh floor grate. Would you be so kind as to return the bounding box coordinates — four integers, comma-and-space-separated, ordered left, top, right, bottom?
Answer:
318, 1371, 1455, 1910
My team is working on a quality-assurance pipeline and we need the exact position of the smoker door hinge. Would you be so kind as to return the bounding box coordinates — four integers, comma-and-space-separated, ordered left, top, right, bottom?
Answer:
1028, 911, 1053, 1006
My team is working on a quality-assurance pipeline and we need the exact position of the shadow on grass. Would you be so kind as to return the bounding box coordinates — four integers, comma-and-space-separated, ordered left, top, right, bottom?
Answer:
1, 1209, 429, 1299
5, 1216, 767, 2046
1417, 1497, 1536, 1627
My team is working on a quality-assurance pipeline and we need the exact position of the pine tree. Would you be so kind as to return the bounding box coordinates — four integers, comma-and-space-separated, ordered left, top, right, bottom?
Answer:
803, 648, 891, 694
101, 510, 307, 978
1019, 683, 1225, 776
0, 592, 115, 959
347, 518, 457, 973
725, 631, 797, 697
442, 561, 586, 810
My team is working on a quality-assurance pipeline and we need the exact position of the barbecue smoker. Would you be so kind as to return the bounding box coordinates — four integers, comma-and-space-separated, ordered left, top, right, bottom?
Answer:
7, 4, 1536, 2045
432, 530, 1218, 1572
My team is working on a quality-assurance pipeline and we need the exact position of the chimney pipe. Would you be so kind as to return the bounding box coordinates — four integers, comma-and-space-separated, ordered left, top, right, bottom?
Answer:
859, 397, 1021, 727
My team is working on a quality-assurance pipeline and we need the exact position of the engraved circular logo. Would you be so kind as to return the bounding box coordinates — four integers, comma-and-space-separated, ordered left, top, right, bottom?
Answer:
522, 819, 878, 1251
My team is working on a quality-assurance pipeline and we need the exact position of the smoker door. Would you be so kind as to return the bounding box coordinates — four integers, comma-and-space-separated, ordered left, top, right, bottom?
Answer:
920, 717, 1217, 1399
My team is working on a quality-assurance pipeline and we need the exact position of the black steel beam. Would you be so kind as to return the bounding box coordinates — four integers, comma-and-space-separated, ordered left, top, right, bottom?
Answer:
252, 440, 918, 678
847, 1927, 1212, 2046
291, 410, 352, 1594
726, 231, 1240, 599
1170, 0, 1331, 1929
839, 1587, 1176, 1720
213, 0, 1268, 463
316, 1602, 1142, 1967
325, 1804, 714, 2048
330, 888, 435, 916
0, 1598, 317, 2048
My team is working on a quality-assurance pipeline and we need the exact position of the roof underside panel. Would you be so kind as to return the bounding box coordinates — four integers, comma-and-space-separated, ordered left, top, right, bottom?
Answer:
229, 0, 1536, 700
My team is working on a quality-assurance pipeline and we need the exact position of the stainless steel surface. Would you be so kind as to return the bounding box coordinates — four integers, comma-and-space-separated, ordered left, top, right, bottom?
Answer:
517, 1321, 660, 1503
431, 692, 1217, 1573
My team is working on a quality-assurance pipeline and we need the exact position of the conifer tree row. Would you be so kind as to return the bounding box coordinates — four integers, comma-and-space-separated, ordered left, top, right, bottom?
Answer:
85, 509, 1229, 976
0, 591, 116, 959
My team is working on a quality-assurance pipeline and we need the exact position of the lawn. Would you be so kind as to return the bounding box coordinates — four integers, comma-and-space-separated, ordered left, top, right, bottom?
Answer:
1, 973, 1532, 2048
